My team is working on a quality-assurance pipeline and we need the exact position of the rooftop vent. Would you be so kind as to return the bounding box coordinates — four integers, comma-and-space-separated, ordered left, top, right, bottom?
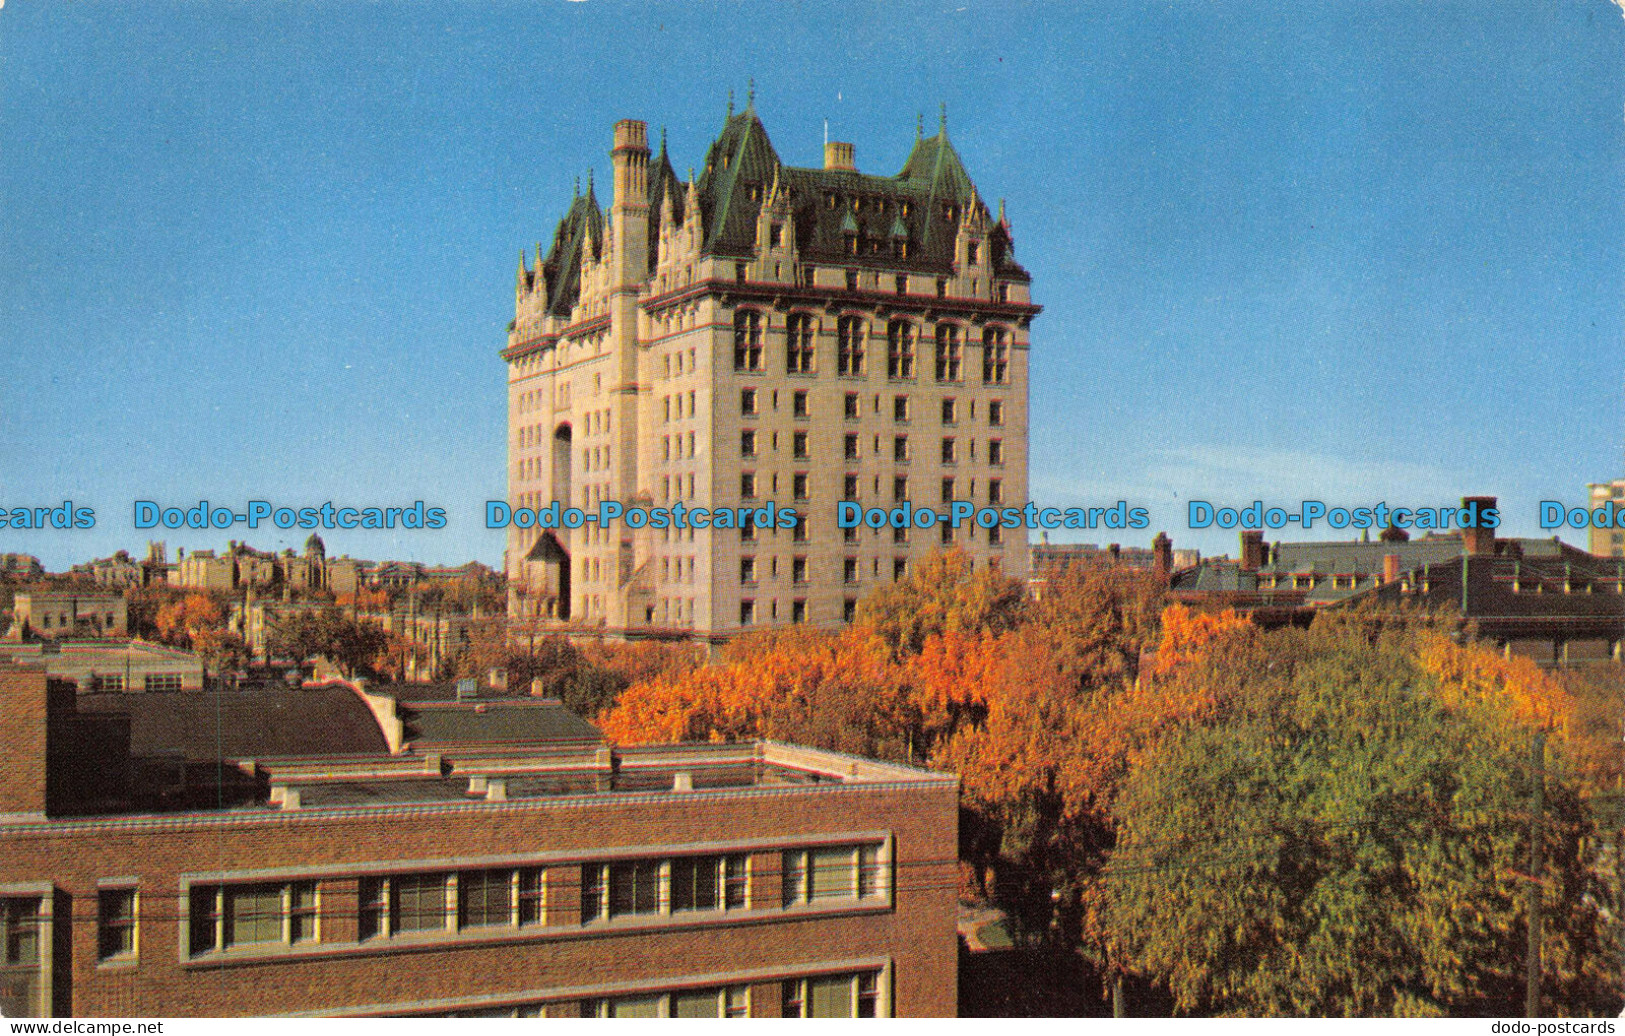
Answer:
672, 771, 693, 792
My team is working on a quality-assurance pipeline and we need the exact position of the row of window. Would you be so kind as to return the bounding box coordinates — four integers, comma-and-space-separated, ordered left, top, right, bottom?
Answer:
66, 845, 889, 963
840, 434, 1004, 466
743, 387, 1005, 427
733, 311, 1011, 384
446, 971, 882, 1019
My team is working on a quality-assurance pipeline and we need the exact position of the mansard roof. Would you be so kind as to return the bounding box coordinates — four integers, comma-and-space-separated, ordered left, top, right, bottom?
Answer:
695, 107, 1030, 279
537, 183, 603, 318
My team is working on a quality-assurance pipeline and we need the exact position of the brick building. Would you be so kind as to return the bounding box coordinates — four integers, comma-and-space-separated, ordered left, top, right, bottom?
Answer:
503, 101, 1039, 639
1169, 497, 1625, 665
0, 663, 958, 1017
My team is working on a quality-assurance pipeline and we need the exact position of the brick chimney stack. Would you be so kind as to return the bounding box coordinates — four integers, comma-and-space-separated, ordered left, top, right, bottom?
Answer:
1461, 496, 1497, 556
1153, 532, 1173, 578
1239, 530, 1266, 572
1383, 553, 1402, 585
824, 141, 855, 172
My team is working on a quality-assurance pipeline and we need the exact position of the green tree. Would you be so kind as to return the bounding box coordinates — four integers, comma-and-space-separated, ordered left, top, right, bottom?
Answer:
1100, 623, 1618, 1016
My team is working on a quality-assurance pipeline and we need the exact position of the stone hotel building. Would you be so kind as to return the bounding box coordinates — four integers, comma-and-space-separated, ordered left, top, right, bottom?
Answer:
503, 102, 1039, 637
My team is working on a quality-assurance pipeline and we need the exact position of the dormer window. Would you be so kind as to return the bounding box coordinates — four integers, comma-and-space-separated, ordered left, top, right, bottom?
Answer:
770, 223, 783, 249
967, 242, 980, 265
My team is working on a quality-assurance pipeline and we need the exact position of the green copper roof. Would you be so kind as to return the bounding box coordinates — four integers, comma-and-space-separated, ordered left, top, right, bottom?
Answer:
538, 184, 603, 318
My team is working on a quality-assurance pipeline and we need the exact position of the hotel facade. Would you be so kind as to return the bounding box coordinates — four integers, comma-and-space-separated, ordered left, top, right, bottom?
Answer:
503, 103, 1039, 639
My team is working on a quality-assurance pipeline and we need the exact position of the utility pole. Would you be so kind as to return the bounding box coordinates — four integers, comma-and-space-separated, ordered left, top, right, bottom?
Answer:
1525, 731, 1545, 1018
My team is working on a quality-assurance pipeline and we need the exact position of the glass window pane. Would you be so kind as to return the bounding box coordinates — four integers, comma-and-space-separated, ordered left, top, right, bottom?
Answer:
607, 994, 662, 1018
672, 989, 722, 1018
224, 884, 282, 946
808, 975, 854, 1018
393, 874, 446, 932
810, 847, 855, 900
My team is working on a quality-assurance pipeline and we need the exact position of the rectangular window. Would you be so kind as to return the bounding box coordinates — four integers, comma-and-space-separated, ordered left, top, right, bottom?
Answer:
741, 388, 758, 415
941, 398, 957, 424
941, 477, 956, 503
836, 317, 865, 376
458, 870, 513, 929
793, 431, 809, 458
393, 874, 448, 933
792, 557, 808, 584
989, 439, 1004, 466
793, 390, 809, 417
670, 856, 720, 913
734, 311, 763, 371
844, 391, 860, 418
740, 556, 756, 583
786, 313, 815, 374
893, 395, 909, 422
886, 321, 915, 379
982, 328, 1009, 384
741, 473, 757, 499
740, 600, 756, 625
741, 430, 757, 457
988, 399, 1004, 426
192, 881, 318, 954
843, 558, 858, 584
793, 473, 809, 500
893, 476, 909, 502
608, 860, 660, 918
98, 889, 138, 963
782, 972, 885, 1018
844, 433, 860, 461
844, 474, 859, 499
989, 478, 1003, 504
782, 845, 885, 906
941, 437, 956, 463
0, 898, 42, 1018
935, 325, 962, 382
893, 436, 909, 462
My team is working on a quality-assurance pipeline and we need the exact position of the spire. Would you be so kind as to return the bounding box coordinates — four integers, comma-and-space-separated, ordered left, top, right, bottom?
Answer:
939, 102, 947, 136
747, 77, 755, 110
917, 112, 923, 140
727, 90, 734, 118
573, 175, 580, 198
586, 168, 595, 202
659, 126, 668, 157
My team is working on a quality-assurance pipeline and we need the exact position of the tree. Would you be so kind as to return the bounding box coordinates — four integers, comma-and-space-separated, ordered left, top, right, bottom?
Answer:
265, 607, 388, 679
1099, 622, 1618, 1016
853, 549, 1025, 658
154, 593, 226, 648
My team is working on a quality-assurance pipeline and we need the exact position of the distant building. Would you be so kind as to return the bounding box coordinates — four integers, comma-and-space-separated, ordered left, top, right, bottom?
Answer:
1169, 497, 1625, 666
505, 106, 1037, 639
1030, 537, 1199, 576
0, 554, 45, 580
0, 638, 203, 692
5, 592, 127, 640
0, 665, 958, 1017
1586, 479, 1625, 558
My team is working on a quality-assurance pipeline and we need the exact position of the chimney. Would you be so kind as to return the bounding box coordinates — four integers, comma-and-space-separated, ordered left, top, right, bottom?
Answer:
1152, 532, 1173, 578
672, 771, 693, 792
1461, 496, 1497, 556
1382, 553, 1401, 585
824, 141, 855, 172
484, 779, 507, 803
1239, 530, 1266, 572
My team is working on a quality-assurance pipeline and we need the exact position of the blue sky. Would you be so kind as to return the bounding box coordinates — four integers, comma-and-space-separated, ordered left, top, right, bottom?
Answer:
1, 0, 1621, 571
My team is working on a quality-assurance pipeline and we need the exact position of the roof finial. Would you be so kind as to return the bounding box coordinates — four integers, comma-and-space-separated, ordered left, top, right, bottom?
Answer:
917, 112, 923, 140
587, 168, 594, 196
939, 102, 947, 135
998, 197, 1006, 223
573, 175, 580, 198
727, 90, 734, 118
659, 126, 668, 156
747, 78, 755, 109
